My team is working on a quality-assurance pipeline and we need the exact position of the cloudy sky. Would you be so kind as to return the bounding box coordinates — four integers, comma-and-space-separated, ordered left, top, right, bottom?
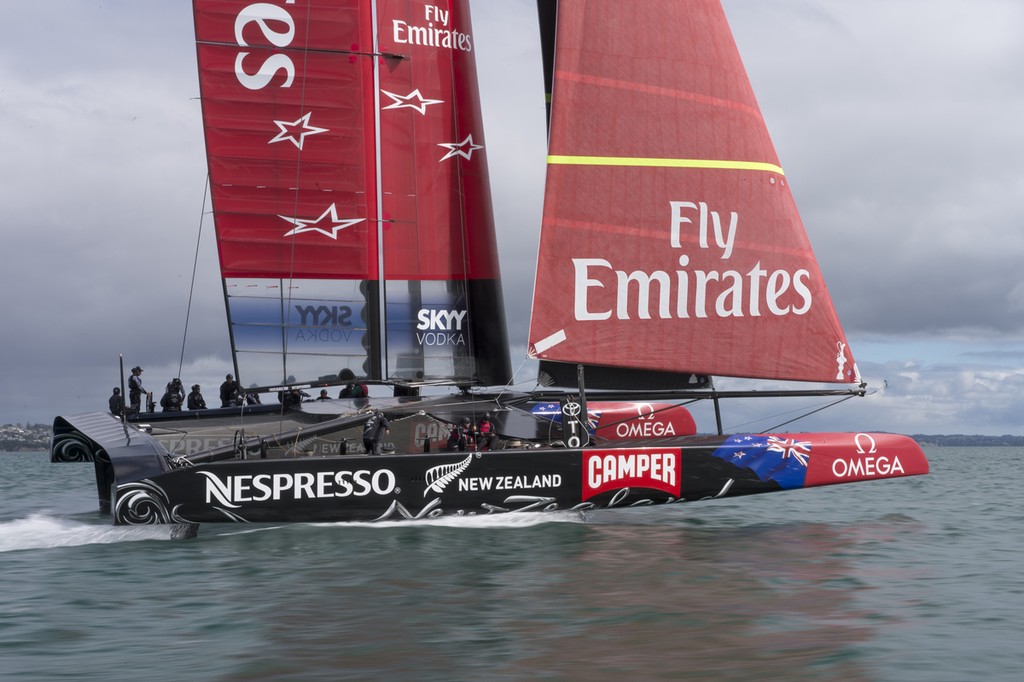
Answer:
2, 0, 1023, 435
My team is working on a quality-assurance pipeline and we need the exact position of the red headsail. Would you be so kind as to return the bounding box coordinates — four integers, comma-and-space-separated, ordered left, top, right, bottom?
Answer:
528, 0, 858, 384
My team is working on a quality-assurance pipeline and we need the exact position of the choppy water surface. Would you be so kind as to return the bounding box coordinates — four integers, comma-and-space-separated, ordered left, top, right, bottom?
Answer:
1, 448, 1021, 681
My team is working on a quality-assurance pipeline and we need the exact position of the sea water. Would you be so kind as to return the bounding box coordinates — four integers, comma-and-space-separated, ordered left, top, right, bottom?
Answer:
0, 447, 1021, 681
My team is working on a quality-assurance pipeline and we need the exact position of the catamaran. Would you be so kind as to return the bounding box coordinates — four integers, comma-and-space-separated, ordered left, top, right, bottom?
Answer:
51, 0, 928, 536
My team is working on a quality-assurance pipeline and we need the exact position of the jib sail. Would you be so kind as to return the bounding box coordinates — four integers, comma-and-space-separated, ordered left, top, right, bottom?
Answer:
528, 0, 858, 385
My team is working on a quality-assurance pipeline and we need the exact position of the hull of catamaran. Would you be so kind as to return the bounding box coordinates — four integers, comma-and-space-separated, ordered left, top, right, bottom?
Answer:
52, 410, 928, 528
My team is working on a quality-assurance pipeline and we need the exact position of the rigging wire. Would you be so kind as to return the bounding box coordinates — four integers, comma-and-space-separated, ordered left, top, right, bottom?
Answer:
177, 172, 211, 380
280, 6, 316, 392
495, 356, 537, 402
758, 393, 859, 433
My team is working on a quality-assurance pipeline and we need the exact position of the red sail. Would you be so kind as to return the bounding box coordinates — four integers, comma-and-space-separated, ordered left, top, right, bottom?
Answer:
194, 0, 510, 388
528, 0, 858, 384
195, 1, 377, 280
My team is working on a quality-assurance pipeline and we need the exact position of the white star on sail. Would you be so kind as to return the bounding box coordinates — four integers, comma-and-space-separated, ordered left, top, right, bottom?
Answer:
380, 89, 443, 115
269, 112, 328, 150
438, 134, 484, 161
280, 204, 364, 239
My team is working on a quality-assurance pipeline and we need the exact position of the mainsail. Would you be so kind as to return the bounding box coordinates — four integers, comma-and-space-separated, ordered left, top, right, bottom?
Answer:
194, 0, 510, 390
529, 0, 858, 385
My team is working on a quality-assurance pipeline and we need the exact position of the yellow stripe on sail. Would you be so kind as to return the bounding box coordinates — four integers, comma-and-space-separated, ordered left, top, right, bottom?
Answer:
547, 155, 784, 175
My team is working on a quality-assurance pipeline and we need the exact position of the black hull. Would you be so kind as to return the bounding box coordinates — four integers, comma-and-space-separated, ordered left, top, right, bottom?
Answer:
111, 444, 775, 525
52, 411, 929, 528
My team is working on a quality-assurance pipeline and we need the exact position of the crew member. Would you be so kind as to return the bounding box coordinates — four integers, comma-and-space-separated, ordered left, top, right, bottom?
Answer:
244, 384, 262, 405
220, 374, 240, 407
362, 410, 390, 455
108, 387, 124, 416
477, 412, 498, 451
446, 417, 473, 452
187, 384, 207, 410
128, 366, 151, 413
160, 378, 184, 412
338, 368, 369, 407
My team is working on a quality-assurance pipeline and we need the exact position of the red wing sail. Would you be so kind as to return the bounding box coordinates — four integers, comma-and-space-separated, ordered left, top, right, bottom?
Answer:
375, 0, 510, 386
194, 0, 510, 388
528, 0, 858, 384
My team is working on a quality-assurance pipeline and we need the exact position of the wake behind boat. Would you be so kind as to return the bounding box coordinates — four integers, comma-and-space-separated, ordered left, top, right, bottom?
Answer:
51, 0, 927, 535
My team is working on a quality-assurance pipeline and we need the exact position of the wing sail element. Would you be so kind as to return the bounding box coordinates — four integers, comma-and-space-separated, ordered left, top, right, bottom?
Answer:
194, 0, 510, 390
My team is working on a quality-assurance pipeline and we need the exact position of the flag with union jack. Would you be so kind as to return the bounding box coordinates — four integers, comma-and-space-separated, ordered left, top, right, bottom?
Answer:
710, 434, 812, 489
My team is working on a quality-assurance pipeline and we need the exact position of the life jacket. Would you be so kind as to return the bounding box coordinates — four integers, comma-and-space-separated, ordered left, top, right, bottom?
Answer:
363, 414, 379, 438
447, 423, 469, 447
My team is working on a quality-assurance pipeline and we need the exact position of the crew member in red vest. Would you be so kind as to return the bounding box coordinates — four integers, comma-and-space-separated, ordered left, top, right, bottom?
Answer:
476, 412, 497, 451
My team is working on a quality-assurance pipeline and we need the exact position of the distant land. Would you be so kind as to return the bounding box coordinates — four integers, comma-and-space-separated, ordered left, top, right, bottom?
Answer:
2, 422, 1023, 452
1, 423, 52, 451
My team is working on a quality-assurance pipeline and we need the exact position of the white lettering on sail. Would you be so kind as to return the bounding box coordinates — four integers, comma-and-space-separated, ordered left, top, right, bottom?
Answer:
573, 259, 613, 321
416, 309, 468, 331
570, 202, 813, 322
617, 270, 671, 319
392, 4, 473, 52
669, 201, 737, 258
415, 308, 468, 346
233, 1, 297, 91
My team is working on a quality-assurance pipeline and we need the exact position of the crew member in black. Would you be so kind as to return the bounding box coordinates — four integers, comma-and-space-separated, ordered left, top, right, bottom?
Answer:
220, 374, 240, 407
244, 384, 262, 405
187, 384, 207, 410
128, 366, 151, 413
160, 378, 185, 412
108, 387, 124, 416
446, 417, 473, 451
316, 389, 332, 401
362, 410, 390, 455
337, 368, 369, 407
280, 386, 309, 407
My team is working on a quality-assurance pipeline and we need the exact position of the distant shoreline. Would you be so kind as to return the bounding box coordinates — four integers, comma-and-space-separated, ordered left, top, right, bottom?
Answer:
909, 434, 1024, 447
2, 422, 1023, 452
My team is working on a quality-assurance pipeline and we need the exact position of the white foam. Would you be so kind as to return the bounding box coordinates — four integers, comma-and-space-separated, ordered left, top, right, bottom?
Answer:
0, 514, 172, 552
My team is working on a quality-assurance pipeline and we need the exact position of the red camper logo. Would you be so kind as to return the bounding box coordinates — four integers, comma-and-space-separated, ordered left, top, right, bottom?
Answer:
583, 448, 682, 500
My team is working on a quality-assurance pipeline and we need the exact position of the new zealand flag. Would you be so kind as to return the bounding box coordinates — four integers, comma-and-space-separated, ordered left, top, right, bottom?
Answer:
710, 434, 812, 490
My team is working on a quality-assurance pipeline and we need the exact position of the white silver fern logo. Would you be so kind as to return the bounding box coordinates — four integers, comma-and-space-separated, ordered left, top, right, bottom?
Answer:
424, 455, 474, 497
